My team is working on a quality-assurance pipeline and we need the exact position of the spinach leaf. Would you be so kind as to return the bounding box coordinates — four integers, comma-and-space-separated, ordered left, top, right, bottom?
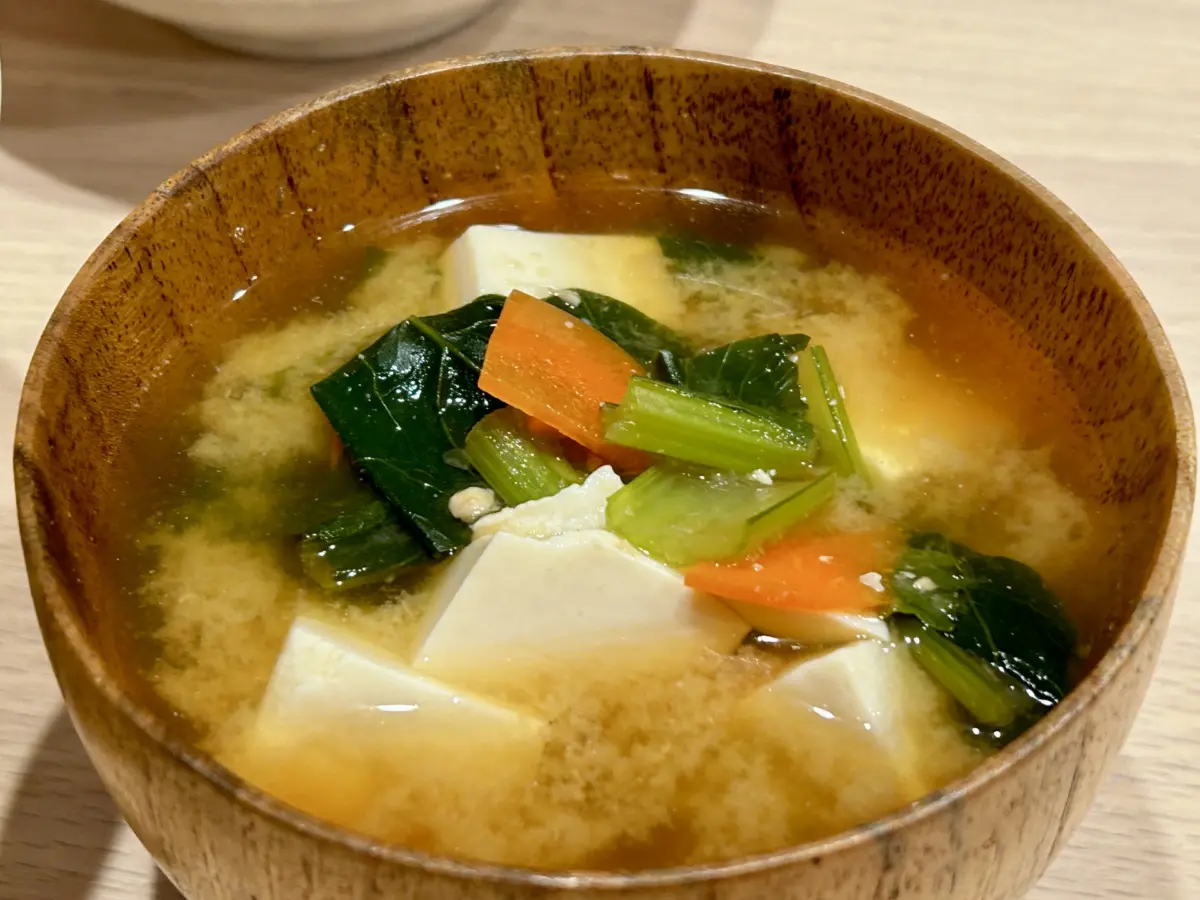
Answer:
311, 297, 505, 554
685, 333, 810, 414
544, 289, 691, 368
299, 497, 429, 591
891, 532, 1076, 709
658, 234, 755, 266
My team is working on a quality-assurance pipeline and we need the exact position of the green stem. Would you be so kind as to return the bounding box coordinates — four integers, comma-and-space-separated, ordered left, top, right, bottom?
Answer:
464, 408, 583, 507
796, 345, 871, 484
602, 377, 816, 477
606, 463, 835, 567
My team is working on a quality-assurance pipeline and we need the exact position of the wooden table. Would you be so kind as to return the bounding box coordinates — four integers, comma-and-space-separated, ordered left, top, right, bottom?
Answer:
1, 1, 1197, 897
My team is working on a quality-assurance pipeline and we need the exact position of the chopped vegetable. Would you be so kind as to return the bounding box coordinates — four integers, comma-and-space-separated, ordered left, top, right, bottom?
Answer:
478, 291, 649, 471
658, 234, 754, 266
796, 345, 871, 483
602, 377, 816, 477
464, 408, 584, 507
410, 294, 508, 375
311, 296, 505, 554
890, 532, 1076, 708
544, 289, 691, 368
606, 464, 835, 567
684, 333, 809, 414
299, 499, 428, 591
892, 616, 1037, 729
685, 526, 893, 613
653, 349, 687, 386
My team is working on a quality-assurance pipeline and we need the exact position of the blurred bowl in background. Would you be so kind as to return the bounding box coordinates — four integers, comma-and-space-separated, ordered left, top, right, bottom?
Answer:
101, 0, 497, 60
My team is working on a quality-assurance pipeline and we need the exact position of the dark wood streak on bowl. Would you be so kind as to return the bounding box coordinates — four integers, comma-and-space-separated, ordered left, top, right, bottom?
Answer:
13, 47, 1195, 900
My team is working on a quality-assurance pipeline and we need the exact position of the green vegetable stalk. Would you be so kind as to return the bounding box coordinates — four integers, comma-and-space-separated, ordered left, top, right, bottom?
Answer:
606, 463, 836, 567
602, 377, 817, 477
892, 616, 1036, 728
796, 345, 871, 484
464, 408, 583, 507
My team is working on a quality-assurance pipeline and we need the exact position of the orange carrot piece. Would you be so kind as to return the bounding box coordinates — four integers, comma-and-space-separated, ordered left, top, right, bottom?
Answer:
684, 530, 897, 613
478, 291, 649, 470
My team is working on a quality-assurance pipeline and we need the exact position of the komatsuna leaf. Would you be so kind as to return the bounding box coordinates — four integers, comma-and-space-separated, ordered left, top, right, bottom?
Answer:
890, 532, 1076, 708
299, 496, 429, 592
657, 234, 755, 266
311, 296, 505, 554
684, 333, 810, 414
653, 349, 688, 386
544, 289, 691, 368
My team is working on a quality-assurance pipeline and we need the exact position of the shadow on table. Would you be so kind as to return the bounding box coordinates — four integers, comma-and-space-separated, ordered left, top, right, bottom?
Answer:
0, 707, 185, 900
0, 710, 124, 900
0, 0, 762, 206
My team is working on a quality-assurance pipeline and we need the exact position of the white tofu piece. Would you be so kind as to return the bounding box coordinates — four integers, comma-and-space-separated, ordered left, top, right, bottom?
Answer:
256, 616, 545, 746
471, 466, 623, 540
413, 529, 750, 680
809, 332, 1013, 486
440, 226, 685, 326
729, 600, 891, 645
742, 640, 926, 794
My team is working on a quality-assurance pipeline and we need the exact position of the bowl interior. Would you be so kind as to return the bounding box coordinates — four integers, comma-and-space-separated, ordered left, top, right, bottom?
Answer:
14, 47, 1191, 875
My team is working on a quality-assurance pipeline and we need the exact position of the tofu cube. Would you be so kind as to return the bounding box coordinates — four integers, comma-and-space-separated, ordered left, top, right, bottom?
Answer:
256, 616, 545, 748
741, 640, 927, 795
441, 226, 685, 327
819, 340, 1013, 486
727, 600, 891, 645
471, 465, 623, 540
413, 529, 750, 681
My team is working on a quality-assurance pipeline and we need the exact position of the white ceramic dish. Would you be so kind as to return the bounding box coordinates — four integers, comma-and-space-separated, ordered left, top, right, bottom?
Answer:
103, 0, 496, 60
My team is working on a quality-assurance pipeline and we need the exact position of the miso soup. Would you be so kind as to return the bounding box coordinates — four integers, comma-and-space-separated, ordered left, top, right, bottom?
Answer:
110, 189, 1120, 871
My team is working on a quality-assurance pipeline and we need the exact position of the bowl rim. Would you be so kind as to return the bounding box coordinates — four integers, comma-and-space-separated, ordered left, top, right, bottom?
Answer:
15, 45, 1197, 890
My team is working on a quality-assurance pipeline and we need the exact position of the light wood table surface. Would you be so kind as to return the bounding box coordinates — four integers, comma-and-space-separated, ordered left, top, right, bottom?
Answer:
1, 1, 1197, 898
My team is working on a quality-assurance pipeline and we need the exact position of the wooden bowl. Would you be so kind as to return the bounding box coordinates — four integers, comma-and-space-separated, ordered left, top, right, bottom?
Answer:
14, 48, 1194, 900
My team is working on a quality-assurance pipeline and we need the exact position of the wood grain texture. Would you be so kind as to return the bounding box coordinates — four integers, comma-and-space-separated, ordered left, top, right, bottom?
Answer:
0, 2, 1197, 899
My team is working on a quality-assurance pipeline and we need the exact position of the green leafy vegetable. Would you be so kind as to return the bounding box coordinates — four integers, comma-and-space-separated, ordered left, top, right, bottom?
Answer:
606, 463, 835, 567
658, 234, 755, 266
311, 297, 505, 554
409, 294, 507, 373
544, 289, 691, 368
299, 499, 428, 591
465, 408, 584, 506
892, 616, 1037, 728
602, 377, 817, 477
685, 333, 809, 414
796, 344, 871, 483
890, 532, 1076, 709
653, 349, 687, 386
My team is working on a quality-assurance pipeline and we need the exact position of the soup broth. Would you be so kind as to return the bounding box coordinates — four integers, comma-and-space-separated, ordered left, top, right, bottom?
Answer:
109, 188, 1120, 870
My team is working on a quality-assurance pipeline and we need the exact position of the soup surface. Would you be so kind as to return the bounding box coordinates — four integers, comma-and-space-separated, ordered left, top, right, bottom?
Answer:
110, 189, 1120, 870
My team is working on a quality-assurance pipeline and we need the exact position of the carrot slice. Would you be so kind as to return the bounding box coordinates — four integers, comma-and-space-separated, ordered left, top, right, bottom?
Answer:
684, 530, 897, 613
478, 291, 649, 470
